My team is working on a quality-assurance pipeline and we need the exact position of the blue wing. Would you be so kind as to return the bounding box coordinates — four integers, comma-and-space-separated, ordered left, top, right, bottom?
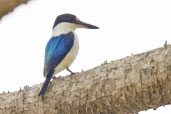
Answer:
43, 32, 74, 77
39, 32, 74, 96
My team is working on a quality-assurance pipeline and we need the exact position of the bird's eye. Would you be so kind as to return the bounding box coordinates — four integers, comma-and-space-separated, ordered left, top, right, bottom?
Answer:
75, 17, 80, 21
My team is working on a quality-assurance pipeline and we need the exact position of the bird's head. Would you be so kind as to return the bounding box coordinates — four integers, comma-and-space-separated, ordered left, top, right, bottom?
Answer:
53, 13, 99, 30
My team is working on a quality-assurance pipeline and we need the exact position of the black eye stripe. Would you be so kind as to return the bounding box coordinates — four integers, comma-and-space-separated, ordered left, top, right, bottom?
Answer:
53, 14, 76, 29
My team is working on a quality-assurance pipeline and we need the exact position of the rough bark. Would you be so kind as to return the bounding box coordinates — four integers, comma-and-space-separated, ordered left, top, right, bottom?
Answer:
0, 45, 171, 114
0, 0, 29, 20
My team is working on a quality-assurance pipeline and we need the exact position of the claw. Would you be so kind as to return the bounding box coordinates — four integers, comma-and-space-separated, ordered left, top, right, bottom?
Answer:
66, 67, 75, 75
52, 76, 57, 79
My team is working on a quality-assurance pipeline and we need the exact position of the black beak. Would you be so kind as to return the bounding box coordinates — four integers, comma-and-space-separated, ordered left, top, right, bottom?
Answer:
75, 20, 99, 29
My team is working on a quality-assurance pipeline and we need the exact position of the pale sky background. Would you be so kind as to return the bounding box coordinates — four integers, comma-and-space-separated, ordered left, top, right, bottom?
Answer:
0, 0, 171, 113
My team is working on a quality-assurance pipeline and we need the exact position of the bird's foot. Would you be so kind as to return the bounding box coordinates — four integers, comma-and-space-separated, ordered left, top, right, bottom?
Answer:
66, 67, 76, 76
70, 72, 76, 75
52, 76, 57, 79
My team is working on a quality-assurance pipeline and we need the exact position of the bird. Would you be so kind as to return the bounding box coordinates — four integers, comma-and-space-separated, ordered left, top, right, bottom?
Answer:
38, 13, 99, 96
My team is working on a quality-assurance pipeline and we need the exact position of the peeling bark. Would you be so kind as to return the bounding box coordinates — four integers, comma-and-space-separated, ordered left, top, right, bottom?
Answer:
0, 0, 29, 19
0, 45, 171, 114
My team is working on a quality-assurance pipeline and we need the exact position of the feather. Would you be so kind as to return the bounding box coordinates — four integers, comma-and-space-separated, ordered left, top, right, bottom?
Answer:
39, 32, 74, 96
44, 32, 74, 77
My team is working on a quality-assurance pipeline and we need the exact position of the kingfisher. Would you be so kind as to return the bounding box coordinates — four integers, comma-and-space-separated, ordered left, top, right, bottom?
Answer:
38, 14, 99, 96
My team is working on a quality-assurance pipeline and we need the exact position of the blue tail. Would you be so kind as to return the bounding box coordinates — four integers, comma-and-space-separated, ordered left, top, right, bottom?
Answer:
38, 70, 54, 96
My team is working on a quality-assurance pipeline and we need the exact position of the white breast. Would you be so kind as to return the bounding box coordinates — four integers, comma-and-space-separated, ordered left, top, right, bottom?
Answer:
54, 33, 79, 75
52, 22, 79, 75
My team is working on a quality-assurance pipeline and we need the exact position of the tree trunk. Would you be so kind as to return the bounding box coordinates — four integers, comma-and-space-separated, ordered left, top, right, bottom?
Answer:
0, 45, 171, 114
0, 0, 29, 19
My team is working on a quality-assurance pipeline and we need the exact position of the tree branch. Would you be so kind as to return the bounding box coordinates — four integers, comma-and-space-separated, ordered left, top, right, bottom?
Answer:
0, 45, 171, 114
0, 0, 29, 20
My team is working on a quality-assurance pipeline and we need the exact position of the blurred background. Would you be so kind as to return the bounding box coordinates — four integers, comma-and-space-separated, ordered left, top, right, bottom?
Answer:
0, 0, 171, 113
